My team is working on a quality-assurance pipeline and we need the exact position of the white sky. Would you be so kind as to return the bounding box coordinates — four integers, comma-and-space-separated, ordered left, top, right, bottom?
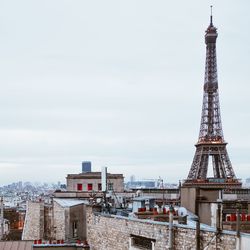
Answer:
0, 0, 249, 185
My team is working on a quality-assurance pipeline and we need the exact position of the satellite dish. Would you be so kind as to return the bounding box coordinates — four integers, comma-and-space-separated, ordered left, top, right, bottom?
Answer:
136, 190, 142, 197
96, 198, 102, 203
178, 207, 187, 217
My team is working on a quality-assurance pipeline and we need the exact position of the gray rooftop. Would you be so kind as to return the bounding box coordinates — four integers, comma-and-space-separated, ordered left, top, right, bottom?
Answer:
0, 241, 33, 250
132, 196, 155, 201
53, 198, 88, 207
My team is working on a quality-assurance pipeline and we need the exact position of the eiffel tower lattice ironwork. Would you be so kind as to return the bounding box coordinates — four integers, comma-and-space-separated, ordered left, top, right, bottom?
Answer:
186, 11, 240, 184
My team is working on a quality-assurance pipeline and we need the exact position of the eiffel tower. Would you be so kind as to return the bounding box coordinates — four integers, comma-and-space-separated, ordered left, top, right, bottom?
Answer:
184, 9, 241, 187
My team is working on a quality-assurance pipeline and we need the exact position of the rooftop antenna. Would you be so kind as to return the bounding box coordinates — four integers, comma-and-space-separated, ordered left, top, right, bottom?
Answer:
0, 196, 4, 240
210, 5, 213, 26
101, 167, 109, 213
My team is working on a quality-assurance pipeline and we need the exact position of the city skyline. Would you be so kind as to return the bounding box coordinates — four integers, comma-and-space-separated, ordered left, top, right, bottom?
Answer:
0, 1, 250, 184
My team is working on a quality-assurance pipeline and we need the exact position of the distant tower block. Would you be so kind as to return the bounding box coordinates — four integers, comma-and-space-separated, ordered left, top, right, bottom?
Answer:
82, 161, 92, 173
184, 10, 241, 187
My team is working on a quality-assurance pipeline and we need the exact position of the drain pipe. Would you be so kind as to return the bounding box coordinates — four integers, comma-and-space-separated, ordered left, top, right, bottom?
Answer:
0, 196, 4, 240
196, 217, 200, 250
168, 204, 174, 250
192, 216, 200, 250
236, 202, 241, 250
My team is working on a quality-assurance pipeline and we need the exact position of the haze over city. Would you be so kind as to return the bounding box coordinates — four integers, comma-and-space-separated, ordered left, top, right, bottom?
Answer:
0, 0, 250, 185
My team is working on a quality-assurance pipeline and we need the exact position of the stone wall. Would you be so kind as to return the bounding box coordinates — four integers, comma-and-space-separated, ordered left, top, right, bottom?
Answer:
69, 204, 86, 241
44, 205, 53, 240
53, 201, 87, 241
86, 207, 237, 250
53, 200, 67, 240
22, 201, 44, 240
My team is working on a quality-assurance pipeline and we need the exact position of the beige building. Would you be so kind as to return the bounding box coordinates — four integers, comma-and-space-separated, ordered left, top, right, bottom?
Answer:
52, 199, 87, 241
66, 172, 124, 193
181, 186, 250, 234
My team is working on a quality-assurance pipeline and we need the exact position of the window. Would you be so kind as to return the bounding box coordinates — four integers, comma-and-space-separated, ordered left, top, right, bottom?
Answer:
108, 183, 113, 191
77, 183, 82, 191
129, 235, 155, 250
72, 221, 78, 238
87, 183, 93, 191
98, 183, 102, 191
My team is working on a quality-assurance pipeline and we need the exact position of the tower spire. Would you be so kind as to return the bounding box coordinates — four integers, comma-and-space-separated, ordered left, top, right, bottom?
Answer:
183, 11, 241, 187
210, 5, 213, 26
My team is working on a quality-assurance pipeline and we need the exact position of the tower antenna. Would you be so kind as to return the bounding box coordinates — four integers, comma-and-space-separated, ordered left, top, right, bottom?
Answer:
210, 5, 213, 25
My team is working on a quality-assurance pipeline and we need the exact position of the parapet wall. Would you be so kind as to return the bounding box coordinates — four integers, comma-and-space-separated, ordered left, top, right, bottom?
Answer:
86, 208, 237, 250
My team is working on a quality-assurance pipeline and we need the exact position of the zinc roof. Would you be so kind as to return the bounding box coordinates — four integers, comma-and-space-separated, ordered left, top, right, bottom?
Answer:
0, 241, 33, 250
53, 198, 88, 207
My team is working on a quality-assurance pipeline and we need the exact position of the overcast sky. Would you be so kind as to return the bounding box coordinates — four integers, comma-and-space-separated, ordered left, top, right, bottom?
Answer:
0, 0, 249, 185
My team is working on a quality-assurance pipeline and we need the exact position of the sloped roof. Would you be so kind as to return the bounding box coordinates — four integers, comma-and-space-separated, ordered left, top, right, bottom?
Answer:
53, 198, 88, 208
0, 241, 33, 250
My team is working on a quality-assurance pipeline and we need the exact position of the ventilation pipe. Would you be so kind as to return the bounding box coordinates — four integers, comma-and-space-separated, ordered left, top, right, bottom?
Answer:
168, 204, 174, 250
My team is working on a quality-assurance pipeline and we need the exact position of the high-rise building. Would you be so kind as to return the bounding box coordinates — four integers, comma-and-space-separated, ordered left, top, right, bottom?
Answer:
82, 161, 92, 173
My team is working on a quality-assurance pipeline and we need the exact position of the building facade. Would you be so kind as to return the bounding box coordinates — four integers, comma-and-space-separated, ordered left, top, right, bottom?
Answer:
66, 172, 124, 193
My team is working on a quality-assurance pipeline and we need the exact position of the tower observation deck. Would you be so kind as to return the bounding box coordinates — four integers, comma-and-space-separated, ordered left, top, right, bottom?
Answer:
183, 10, 241, 187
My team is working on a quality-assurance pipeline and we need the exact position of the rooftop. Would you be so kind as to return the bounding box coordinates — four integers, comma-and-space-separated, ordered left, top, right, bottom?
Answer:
53, 198, 88, 208
0, 241, 33, 250
67, 172, 124, 179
